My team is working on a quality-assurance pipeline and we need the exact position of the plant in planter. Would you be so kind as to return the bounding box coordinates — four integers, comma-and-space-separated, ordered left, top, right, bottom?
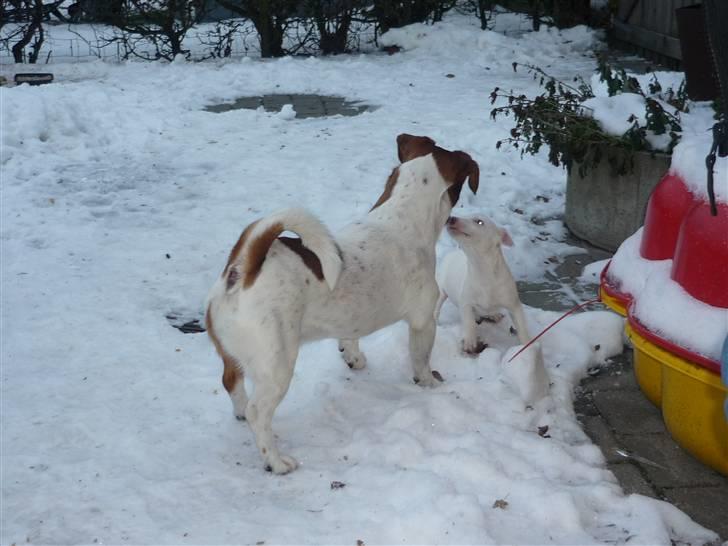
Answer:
490, 59, 687, 175
489, 60, 689, 250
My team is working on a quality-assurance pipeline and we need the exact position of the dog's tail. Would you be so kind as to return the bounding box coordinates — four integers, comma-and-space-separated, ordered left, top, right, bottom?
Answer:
224, 208, 342, 292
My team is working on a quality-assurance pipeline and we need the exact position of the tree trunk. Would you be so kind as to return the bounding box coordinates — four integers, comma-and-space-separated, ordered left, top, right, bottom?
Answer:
477, 0, 493, 30
255, 16, 284, 57
11, 0, 44, 63
317, 10, 351, 55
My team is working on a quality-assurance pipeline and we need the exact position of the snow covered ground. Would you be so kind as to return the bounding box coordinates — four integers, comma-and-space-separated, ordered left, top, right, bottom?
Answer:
1, 13, 719, 545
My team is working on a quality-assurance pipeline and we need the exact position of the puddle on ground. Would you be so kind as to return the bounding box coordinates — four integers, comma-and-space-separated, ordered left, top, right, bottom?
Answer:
204, 94, 374, 118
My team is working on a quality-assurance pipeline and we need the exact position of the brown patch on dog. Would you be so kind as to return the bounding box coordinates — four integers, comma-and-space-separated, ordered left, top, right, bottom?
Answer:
393, 134, 480, 208
433, 148, 480, 206
278, 236, 324, 281
243, 222, 284, 288
225, 220, 260, 274
224, 220, 261, 290
205, 305, 241, 394
396, 133, 436, 162
370, 167, 400, 211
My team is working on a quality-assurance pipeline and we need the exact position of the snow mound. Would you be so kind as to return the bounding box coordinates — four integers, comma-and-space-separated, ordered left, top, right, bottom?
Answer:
0, 13, 719, 546
671, 132, 728, 204
581, 93, 646, 136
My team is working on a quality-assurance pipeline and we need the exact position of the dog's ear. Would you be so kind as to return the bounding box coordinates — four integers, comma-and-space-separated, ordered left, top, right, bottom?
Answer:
466, 158, 479, 194
434, 149, 481, 207
396, 133, 436, 163
500, 228, 514, 247
452, 151, 480, 194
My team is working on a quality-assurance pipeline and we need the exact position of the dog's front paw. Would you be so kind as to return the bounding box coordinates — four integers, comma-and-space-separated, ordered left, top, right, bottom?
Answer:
413, 371, 442, 388
462, 338, 488, 356
338, 341, 367, 370
344, 352, 367, 370
264, 453, 299, 475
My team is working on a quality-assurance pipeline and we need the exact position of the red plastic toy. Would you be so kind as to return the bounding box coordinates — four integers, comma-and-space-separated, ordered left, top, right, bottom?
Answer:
640, 173, 697, 260
671, 200, 728, 308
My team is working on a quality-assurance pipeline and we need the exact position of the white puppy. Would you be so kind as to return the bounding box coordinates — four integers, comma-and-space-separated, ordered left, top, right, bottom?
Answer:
435, 215, 531, 354
206, 134, 480, 474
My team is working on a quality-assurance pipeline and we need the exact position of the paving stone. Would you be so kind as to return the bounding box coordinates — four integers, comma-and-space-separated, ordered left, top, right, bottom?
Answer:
574, 389, 600, 418
582, 352, 639, 392
662, 486, 728, 541
554, 251, 610, 279
617, 434, 726, 488
610, 462, 657, 497
592, 389, 666, 434
584, 368, 638, 392
519, 288, 574, 312
581, 415, 625, 464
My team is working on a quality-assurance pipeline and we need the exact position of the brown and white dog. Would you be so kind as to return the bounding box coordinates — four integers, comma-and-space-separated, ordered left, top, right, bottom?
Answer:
205, 134, 479, 474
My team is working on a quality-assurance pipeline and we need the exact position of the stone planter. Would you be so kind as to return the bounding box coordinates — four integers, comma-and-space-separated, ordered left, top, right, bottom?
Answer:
565, 148, 671, 252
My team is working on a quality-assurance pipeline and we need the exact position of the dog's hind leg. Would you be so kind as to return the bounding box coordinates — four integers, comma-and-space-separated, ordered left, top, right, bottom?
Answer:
246, 348, 299, 475
338, 339, 367, 370
433, 290, 447, 321
408, 318, 440, 387
222, 354, 248, 421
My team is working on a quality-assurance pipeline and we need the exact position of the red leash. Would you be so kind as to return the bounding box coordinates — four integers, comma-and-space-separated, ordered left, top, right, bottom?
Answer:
506, 298, 602, 363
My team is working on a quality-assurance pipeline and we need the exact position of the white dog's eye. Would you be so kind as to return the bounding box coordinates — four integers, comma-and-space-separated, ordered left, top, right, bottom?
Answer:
475, 219, 484, 225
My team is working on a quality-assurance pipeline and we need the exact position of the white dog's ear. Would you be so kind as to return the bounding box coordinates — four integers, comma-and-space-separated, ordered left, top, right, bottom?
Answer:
500, 228, 514, 247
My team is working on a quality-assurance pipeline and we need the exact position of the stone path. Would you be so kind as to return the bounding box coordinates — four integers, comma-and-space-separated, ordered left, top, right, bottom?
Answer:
521, 234, 728, 542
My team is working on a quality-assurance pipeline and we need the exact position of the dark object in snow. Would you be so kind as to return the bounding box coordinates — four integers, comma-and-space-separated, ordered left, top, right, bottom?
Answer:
330, 481, 346, 490
432, 370, 444, 382
705, 121, 728, 216
15, 73, 53, 86
357, 541, 365, 546
594, 344, 601, 351
510, 326, 517, 336
166, 253, 171, 259
446, 73, 455, 78
177, 320, 205, 334
492, 499, 509, 509
167, 314, 206, 334
383, 45, 400, 55
463, 340, 488, 356
537, 425, 551, 438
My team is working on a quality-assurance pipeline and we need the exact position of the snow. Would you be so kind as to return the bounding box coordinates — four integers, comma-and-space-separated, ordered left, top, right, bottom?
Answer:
277, 103, 297, 120
581, 93, 646, 136
1, 13, 719, 546
580, 257, 610, 282
501, 342, 550, 405
607, 229, 727, 362
607, 229, 671, 298
665, 81, 728, 204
